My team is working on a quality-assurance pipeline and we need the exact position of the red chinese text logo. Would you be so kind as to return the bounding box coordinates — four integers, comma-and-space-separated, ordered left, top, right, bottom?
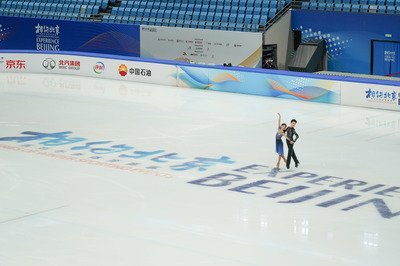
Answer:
6, 60, 26, 69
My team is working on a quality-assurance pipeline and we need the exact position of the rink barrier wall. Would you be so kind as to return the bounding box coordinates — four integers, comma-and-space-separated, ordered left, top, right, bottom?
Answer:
0, 50, 399, 111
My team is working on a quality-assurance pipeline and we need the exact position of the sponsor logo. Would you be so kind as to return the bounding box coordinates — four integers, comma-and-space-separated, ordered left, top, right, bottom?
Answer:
384, 50, 396, 62
118, 64, 128, 76
365, 88, 398, 105
35, 23, 61, 51
42, 58, 56, 70
5, 60, 26, 69
129, 67, 152, 77
58, 60, 80, 70
141, 26, 157, 32
93, 62, 105, 74
119, 64, 152, 77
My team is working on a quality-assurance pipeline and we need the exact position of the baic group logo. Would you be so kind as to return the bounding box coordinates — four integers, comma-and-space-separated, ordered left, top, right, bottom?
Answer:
93, 62, 105, 74
118, 64, 128, 76
42, 58, 56, 70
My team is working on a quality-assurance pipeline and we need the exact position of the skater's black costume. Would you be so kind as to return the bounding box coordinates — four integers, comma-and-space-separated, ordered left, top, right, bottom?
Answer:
286, 127, 299, 168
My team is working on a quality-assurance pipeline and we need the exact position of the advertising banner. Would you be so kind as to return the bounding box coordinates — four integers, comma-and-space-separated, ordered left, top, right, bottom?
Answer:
2, 51, 399, 111
0, 16, 140, 56
140, 25, 262, 68
0, 53, 177, 86
177, 66, 341, 104
341, 81, 400, 111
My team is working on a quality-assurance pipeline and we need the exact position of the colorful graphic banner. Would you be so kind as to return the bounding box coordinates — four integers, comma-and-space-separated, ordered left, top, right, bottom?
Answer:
176, 66, 341, 104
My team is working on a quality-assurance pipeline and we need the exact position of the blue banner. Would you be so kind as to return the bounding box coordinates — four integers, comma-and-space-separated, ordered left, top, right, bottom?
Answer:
372, 41, 400, 77
0, 16, 140, 57
292, 10, 400, 75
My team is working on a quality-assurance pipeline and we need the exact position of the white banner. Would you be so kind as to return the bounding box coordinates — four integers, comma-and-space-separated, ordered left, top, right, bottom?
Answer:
341, 81, 400, 111
0, 53, 177, 86
140, 25, 262, 68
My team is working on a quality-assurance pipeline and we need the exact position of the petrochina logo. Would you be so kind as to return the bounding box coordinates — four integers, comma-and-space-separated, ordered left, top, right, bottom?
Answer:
118, 64, 128, 76
42, 58, 56, 70
93, 62, 105, 74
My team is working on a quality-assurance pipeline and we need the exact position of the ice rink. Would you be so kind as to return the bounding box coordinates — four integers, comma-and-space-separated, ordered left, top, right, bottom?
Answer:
0, 73, 399, 266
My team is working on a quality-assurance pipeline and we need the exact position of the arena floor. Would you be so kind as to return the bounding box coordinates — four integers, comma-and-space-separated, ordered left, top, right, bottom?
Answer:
0, 73, 399, 266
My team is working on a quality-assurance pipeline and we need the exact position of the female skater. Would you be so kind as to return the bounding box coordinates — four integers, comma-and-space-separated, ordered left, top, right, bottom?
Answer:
275, 113, 288, 169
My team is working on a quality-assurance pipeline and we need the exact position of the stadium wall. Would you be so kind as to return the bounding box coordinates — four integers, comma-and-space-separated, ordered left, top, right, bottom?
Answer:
263, 10, 292, 70
291, 10, 400, 75
0, 50, 399, 111
0, 16, 262, 68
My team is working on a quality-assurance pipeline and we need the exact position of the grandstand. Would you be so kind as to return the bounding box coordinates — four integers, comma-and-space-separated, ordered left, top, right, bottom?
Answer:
0, 0, 399, 33
0, 0, 294, 32
300, 0, 400, 14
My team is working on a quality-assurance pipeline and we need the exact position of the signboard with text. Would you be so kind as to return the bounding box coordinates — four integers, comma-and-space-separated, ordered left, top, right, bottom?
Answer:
140, 25, 262, 68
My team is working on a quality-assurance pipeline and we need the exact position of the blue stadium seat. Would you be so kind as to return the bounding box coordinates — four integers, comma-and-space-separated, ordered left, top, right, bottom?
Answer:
231, 6, 239, 14
244, 14, 252, 24
310, 2, 318, 10
377, 5, 387, 12
221, 13, 230, 22
325, 3, 334, 10
269, 8, 277, 17
315, 3, 326, 10
270, 2, 278, 9
360, 4, 370, 12
351, 4, 361, 12
343, 3, 351, 11
386, 5, 396, 13
334, 3, 343, 10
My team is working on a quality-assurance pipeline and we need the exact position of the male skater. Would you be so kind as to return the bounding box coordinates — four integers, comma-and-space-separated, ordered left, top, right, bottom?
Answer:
286, 119, 299, 169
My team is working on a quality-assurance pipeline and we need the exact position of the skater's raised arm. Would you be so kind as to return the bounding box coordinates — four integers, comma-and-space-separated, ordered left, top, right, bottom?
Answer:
277, 113, 281, 129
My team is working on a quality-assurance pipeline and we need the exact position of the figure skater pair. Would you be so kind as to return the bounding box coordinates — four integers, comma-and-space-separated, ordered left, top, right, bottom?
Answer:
275, 113, 300, 169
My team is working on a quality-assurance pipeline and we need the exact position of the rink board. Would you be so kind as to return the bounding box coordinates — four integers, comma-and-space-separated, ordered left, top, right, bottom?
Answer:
0, 50, 399, 111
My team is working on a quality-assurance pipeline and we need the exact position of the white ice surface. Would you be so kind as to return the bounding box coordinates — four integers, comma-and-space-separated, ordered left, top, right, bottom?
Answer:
0, 73, 399, 266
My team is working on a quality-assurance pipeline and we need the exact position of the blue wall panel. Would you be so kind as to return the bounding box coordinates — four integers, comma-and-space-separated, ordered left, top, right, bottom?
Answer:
0, 16, 140, 57
372, 41, 400, 77
292, 10, 400, 74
